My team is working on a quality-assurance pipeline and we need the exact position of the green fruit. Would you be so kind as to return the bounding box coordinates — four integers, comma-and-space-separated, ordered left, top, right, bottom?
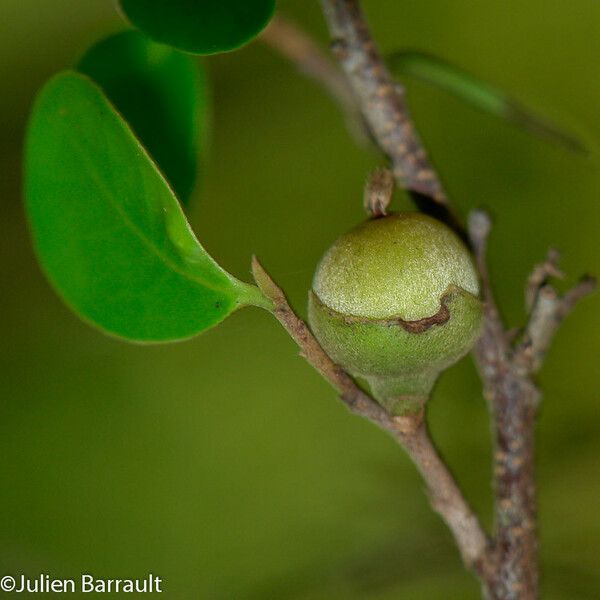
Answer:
308, 213, 483, 416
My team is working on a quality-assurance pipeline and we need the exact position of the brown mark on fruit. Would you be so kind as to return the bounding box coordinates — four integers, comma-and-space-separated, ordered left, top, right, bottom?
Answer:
311, 287, 464, 334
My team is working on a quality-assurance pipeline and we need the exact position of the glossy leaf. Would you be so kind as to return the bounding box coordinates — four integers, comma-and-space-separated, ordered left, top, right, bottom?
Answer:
118, 0, 276, 55
78, 30, 209, 204
25, 71, 268, 342
388, 51, 586, 154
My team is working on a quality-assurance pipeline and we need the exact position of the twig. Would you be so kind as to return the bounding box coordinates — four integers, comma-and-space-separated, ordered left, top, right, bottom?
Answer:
468, 210, 511, 369
319, 0, 448, 206
468, 214, 594, 599
469, 211, 540, 599
469, 211, 507, 332
557, 277, 596, 320
515, 268, 596, 374
488, 375, 539, 600
251, 256, 493, 575
260, 15, 368, 144
524, 248, 563, 312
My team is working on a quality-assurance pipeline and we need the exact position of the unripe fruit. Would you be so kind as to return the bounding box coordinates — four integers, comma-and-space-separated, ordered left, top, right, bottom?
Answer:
308, 213, 483, 416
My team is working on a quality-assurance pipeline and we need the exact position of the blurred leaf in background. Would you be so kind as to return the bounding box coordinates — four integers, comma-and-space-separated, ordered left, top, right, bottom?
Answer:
79, 29, 210, 205
387, 50, 587, 154
118, 0, 276, 55
0, 1, 599, 599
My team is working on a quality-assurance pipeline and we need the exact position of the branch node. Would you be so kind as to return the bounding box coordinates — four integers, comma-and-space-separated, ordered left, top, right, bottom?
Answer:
363, 167, 394, 217
517, 269, 596, 373
392, 410, 424, 434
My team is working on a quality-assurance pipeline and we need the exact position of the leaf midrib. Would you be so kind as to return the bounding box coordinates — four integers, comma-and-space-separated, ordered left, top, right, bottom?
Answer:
59, 95, 235, 300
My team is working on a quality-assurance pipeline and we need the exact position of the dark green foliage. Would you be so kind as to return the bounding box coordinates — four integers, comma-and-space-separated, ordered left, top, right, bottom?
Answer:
25, 72, 268, 342
79, 30, 209, 204
118, 0, 276, 55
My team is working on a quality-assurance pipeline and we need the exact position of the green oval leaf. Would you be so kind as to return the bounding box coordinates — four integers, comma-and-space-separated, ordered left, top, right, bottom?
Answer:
118, 0, 276, 55
388, 51, 586, 154
25, 71, 268, 343
78, 30, 209, 205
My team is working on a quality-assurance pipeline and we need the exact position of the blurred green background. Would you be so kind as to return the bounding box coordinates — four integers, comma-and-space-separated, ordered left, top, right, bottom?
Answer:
1, 1, 599, 598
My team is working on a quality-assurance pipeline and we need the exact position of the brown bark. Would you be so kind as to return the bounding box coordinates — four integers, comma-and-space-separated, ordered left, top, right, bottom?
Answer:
319, 0, 447, 205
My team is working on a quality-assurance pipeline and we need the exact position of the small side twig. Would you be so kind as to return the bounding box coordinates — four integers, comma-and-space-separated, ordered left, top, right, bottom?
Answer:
517, 263, 596, 374
469, 212, 595, 599
524, 248, 563, 311
469, 210, 510, 367
251, 256, 493, 576
469, 211, 540, 599
557, 277, 596, 320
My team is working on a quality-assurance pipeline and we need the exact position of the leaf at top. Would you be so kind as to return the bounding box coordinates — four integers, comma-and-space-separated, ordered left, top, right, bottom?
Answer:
118, 0, 276, 55
388, 51, 586, 154
78, 30, 209, 205
25, 71, 268, 343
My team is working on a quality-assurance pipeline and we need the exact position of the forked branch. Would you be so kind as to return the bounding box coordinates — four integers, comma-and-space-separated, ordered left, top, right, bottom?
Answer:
261, 2, 594, 598
469, 213, 594, 599
517, 250, 596, 374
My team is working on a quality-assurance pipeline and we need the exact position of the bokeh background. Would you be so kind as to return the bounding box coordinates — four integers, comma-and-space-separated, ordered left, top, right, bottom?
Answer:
1, 1, 599, 598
